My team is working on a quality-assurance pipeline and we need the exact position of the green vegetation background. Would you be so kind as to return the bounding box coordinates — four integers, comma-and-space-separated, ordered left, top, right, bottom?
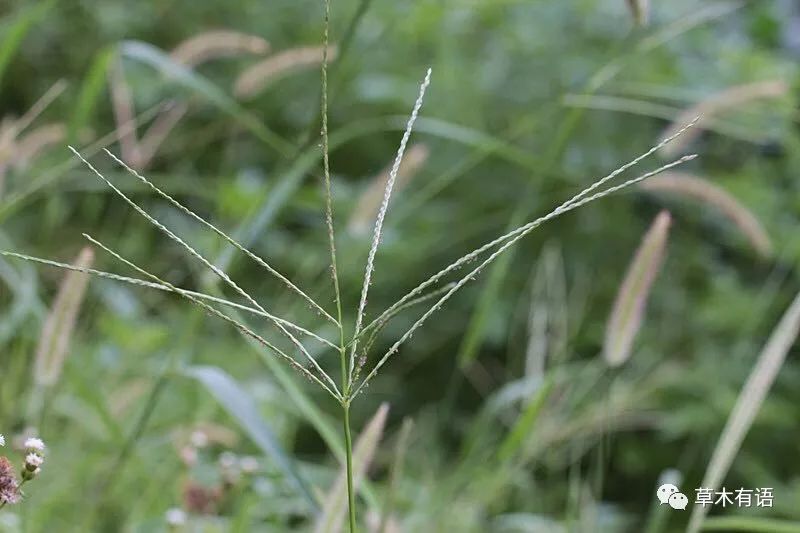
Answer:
0, 0, 798, 531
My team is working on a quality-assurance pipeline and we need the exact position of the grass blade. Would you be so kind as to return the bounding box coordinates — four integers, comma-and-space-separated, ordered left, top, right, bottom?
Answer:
498, 376, 554, 461
314, 403, 389, 533
603, 210, 671, 367
68, 45, 116, 143
0, 0, 54, 90
525, 243, 568, 378
377, 418, 412, 533
687, 289, 800, 533
185, 365, 319, 513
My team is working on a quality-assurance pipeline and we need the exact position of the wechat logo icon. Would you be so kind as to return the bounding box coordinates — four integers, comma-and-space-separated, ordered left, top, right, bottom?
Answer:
657, 483, 689, 510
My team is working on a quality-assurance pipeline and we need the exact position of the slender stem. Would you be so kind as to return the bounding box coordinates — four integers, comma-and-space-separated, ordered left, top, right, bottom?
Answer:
343, 403, 357, 533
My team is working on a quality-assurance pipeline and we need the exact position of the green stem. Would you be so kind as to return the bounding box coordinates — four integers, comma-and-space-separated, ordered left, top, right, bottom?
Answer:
343, 403, 357, 533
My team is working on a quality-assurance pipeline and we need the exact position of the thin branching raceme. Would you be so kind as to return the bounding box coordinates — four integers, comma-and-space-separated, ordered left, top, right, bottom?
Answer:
350, 153, 697, 399
68, 147, 340, 396
79, 233, 342, 400
355, 117, 700, 353
349, 67, 432, 386
1, 5, 702, 530
99, 148, 338, 324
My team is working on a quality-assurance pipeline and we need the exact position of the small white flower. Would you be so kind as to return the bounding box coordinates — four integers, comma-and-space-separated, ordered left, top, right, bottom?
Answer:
25, 454, 43, 469
165, 507, 187, 527
218, 452, 237, 470
239, 456, 259, 474
23, 438, 45, 453
189, 430, 208, 449
0, 434, 5, 447
179, 446, 197, 466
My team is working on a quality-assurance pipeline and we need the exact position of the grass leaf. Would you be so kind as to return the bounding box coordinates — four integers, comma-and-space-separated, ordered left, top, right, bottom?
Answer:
68, 45, 117, 143
0, 0, 54, 90
687, 289, 800, 533
119, 40, 292, 155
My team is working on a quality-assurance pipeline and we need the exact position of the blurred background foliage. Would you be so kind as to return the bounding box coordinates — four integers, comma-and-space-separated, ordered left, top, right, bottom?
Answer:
0, 0, 799, 531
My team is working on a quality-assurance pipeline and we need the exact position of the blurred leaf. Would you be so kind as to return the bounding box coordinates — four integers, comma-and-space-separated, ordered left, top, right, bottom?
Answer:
119, 40, 292, 155
0, 0, 54, 90
185, 365, 319, 513
687, 289, 800, 533
498, 375, 554, 461
68, 45, 117, 144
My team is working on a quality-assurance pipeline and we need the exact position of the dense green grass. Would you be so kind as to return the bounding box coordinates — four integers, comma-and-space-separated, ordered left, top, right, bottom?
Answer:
1, 0, 799, 531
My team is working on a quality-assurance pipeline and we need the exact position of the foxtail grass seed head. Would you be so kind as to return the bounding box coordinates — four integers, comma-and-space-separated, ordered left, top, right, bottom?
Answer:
604, 211, 672, 367
640, 171, 773, 258
170, 30, 270, 67
0, 458, 20, 506
659, 80, 788, 158
348, 144, 430, 236
234, 45, 339, 98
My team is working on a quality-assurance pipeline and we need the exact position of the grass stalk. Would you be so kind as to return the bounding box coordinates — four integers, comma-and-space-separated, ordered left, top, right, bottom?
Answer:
343, 404, 357, 533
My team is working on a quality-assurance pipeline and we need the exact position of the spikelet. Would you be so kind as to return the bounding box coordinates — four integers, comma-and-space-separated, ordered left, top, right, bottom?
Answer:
659, 80, 788, 158
348, 144, 429, 235
33, 247, 94, 386
641, 171, 772, 257
170, 30, 270, 67
604, 211, 671, 367
234, 45, 339, 99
